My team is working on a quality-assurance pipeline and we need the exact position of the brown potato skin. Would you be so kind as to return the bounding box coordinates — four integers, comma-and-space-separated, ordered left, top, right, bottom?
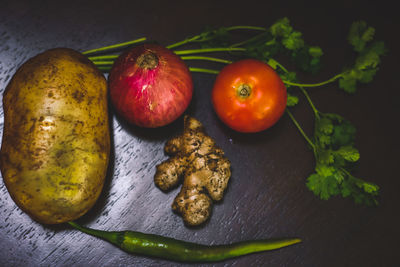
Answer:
0, 48, 110, 224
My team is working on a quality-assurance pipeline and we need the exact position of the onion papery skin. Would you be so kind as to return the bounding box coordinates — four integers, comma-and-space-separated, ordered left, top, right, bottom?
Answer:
109, 44, 193, 128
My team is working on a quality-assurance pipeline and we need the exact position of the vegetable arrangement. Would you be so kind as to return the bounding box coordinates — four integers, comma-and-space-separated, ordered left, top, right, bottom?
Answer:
88, 17, 382, 205
0, 17, 385, 263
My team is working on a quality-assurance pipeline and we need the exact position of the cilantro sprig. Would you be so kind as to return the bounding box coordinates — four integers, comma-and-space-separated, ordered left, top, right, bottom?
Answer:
85, 18, 383, 205
283, 20, 386, 94
304, 112, 379, 205
264, 20, 382, 205
284, 83, 379, 205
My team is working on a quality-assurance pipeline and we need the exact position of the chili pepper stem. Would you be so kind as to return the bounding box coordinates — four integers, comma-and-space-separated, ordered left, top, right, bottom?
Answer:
68, 221, 121, 246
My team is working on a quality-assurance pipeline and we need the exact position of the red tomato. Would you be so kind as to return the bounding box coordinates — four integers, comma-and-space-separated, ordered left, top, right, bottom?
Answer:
211, 59, 287, 133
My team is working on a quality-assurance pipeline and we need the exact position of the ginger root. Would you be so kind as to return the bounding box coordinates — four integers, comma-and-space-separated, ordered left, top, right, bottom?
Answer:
154, 115, 231, 226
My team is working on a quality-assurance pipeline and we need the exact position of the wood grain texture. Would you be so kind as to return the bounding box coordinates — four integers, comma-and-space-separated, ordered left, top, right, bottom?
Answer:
1, 0, 399, 266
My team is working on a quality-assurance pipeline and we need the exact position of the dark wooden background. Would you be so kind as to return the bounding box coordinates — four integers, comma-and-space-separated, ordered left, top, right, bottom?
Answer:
1, 0, 399, 266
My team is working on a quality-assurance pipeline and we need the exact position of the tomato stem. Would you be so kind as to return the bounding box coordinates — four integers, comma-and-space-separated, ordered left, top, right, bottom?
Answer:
237, 84, 252, 98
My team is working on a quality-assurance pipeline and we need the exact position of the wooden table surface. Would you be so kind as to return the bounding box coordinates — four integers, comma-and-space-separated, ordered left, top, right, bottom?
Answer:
1, 1, 399, 266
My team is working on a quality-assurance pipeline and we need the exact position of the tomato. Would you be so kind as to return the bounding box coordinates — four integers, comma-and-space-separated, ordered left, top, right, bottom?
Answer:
211, 59, 287, 133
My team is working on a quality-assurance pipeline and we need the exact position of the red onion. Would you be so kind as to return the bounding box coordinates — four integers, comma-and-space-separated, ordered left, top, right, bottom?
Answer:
109, 44, 193, 128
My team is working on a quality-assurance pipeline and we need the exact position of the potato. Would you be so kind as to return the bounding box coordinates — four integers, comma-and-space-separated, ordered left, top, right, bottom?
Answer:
0, 48, 110, 224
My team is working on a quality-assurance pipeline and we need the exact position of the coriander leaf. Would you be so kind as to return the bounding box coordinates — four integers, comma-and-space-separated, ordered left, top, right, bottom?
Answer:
267, 58, 279, 69
287, 93, 299, 107
309, 46, 323, 58
348, 21, 375, 52
339, 22, 386, 93
315, 163, 336, 177
354, 41, 385, 70
341, 177, 353, 197
307, 112, 379, 205
358, 68, 378, 84
198, 26, 231, 48
344, 175, 379, 205
242, 32, 280, 61
278, 70, 299, 107
270, 17, 292, 37
282, 31, 304, 50
329, 116, 356, 149
336, 146, 360, 162
316, 149, 335, 164
292, 48, 320, 73
333, 170, 345, 184
268, 17, 323, 73
279, 70, 297, 82
306, 173, 340, 200
316, 115, 334, 136
339, 74, 357, 93
318, 134, 332, 147
361, 180, 380, 194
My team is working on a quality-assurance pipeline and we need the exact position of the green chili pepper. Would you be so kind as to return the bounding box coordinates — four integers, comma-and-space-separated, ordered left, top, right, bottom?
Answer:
68, 221, 301, 262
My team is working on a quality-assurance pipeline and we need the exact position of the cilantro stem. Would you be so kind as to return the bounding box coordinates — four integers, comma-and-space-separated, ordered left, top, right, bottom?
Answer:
88, 55, 119, 61
271, 57, 319, 148
298, 87, 320, 118
92, 65, 219, 75
181, 56, 232, 64
83, 37, 146, 55
231, 31, 270, 48
89, 54, 230, 74
96, 66, 111, 72
189, 67, 220, 75
91, 60, 114, 65
268, 59, 289, 72
166, 26, 266, 49
166, 35, 202, 50
89, 55, 232, 65
286, 109, 316, 151
225, 25, 266, 31
271, 57, 320, 118
174, 47, 246, 55
283, 73, 343, 88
